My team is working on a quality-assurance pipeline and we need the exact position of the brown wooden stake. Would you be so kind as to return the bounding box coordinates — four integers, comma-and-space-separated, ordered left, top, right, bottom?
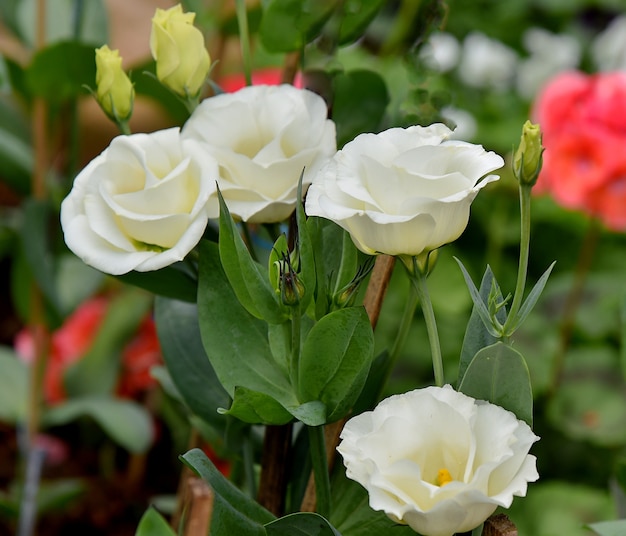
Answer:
257, 424, 293, 516
181, 477, 214, 536
300, 255, 396, 512
171, 429, 202, 531
482, 514, 518, 536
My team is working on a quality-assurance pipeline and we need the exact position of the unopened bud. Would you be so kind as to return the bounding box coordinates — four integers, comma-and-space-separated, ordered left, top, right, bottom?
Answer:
513, 120, 544, 187
95, 45, 134, 122
150, 4, 211, 98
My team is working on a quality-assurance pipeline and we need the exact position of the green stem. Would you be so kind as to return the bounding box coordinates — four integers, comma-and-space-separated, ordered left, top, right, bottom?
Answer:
242, 431, 257, 498
290, 308, 302, 393
502, 184, 532, 336
118, 119, 131, 136
378, 279, 419, 397
235, 0, 252, 86
411, 270, 445, 387
307, 425, 331, 518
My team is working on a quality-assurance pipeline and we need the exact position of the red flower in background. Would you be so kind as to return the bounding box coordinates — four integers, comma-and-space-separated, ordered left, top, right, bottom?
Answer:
218, 67, 302, 93
15, 296, 162, 404
533, 71, 626, 230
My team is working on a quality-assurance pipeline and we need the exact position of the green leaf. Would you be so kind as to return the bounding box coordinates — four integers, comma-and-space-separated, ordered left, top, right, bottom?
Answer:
547, 377, 626, 447
198, 240, 297, 421
43, 397, 154, 453
458, 265, 506, 386
181, 448, 274, 536
588, 520, 626, 536
307, 217, 358, 319
56, 254, 104, 316
336, 0, 386, 45
295, 174, 316, 313
332, 70, 389, 148
135, 506, 177, 536
265, 512, 341, 536
155, 297, 231, 430
220, 386, 293, 425
259, 0, 336, 52
218, 191, 286, 324
506, 261, 556, 334
458, 341, 533, 426
330, 466, 411, 536
286, 400, 327, 426
25, 41, 97, 103
64, 289, 152, 397
20, 198, 61, 315
621, 294, 626, 382
454, 258, 502, 338
0, 96, 32, 195
116, 262, 197, 303
299, 306, 374, 423
0, 347, 28, 423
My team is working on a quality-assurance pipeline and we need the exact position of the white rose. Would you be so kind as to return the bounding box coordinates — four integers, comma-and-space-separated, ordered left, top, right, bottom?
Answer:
337, 385, 539, 536
305, 124, 503, 257
61, 128, 218, 275
181, 84, 336, 223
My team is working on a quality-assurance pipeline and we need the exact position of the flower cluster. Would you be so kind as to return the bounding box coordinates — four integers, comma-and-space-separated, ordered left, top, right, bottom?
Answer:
57, 5, 540, 536
533, 71, 626, 230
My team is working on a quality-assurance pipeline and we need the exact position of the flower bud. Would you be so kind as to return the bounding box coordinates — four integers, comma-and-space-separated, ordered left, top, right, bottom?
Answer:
150, 4, 211, 98
95, 45, 134, 121
513, 120, 544, 187
278, 252, 305, 307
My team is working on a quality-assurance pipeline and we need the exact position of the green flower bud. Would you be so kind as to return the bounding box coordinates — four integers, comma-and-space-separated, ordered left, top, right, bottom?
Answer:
150, 4, 211, 98
278, 252, 305, 307
513, 120, 544, 187
95, 45, 134, 122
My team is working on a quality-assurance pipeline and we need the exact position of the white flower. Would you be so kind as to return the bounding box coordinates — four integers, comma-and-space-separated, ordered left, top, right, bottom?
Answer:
458, 32, 518, 91
592, 15, 626, 72
61, 128, 218, 275
181, 84, 336, 223
420, 32, 460, 73
305, 124, 503, 257
337, 385, 539, 536
516, 28, 581, 99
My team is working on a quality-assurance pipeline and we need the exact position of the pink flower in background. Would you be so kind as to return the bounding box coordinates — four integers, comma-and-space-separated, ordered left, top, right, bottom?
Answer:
533, 71, 626, 230
15, 296, 162, 404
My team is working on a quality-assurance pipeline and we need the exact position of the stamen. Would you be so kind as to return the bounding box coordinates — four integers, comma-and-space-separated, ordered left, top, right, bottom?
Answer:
436, 468, 453, 487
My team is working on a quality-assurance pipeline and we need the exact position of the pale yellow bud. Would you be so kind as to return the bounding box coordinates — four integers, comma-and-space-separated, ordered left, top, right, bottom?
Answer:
95, 45, 134, 121
513, 120, 544, 187
150, 4, 211, 98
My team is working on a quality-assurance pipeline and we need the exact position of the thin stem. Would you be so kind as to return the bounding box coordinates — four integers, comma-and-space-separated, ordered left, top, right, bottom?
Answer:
378, 279, 419, 397
235, 0, 252, 86
290, 308, 302, 393
502, 184, 532, 336
307, 425, 331, 518
411, 271, 445, 387
242, 431, 257, 498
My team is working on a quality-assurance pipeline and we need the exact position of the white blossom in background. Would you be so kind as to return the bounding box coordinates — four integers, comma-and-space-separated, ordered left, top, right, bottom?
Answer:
61, 128, 218, 275
305, 123, 503, 257
337, 385, 540, 536
420, 32, 461, 73
516, 27, 581, 99
440, 107, 477, 141
182, 84, 336, 223
458, 32, 519, 91
592, 15, 626, 72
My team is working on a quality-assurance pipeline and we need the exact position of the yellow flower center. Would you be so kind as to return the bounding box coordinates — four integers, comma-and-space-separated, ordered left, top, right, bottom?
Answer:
436, 468, 453, 487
